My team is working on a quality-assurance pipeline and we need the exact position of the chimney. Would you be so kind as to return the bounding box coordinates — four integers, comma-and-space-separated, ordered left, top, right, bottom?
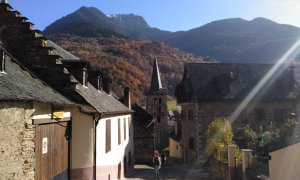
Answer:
1, 0, 7, 4
123, 87, 131, 109
88, 71, 102, 91
102, 75, 112, 95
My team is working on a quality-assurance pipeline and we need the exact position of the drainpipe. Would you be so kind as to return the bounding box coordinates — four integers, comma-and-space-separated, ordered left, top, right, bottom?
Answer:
93, 112, 102, 180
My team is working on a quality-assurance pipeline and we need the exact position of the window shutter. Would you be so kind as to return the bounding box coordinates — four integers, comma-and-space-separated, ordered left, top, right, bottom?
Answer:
106, 119, 111, 153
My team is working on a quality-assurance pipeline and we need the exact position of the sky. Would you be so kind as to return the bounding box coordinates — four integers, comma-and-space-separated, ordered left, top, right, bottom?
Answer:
8, 0, 300, 32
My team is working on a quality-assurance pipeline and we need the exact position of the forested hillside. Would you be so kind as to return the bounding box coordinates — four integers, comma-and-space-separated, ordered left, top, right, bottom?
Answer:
49, 34, 211, 102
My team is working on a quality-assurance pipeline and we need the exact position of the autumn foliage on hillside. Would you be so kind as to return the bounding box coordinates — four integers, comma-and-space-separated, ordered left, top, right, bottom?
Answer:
49, 34, 212, 102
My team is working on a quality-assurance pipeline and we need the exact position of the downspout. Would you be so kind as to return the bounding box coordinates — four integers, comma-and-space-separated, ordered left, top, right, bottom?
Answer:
93, 112, 101, 180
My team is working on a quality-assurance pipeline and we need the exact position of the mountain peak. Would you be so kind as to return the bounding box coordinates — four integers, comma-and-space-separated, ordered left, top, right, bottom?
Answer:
251, 17, 275, 24
106, 13, 150, 29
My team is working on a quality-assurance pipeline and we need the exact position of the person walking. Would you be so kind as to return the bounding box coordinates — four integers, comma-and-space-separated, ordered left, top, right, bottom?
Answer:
153, 150, 162, 179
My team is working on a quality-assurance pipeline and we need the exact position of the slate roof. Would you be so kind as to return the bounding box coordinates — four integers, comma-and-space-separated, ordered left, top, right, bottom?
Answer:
148, 58, 168, 95
46, 40, 132, 115
0, 49, 74, 105
177, 63, 300, 101
132, 104, 154, 137
76, 83, 133, 114
46, 40, 80, 61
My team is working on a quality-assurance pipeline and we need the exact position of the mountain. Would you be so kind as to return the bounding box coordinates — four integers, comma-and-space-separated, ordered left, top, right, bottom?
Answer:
47, 34, 210, 103
162, 18, 300, 62
43, 6, 171, 40
43, 7, 300, 63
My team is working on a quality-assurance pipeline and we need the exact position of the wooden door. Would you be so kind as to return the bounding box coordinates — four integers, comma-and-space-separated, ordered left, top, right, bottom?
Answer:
36, 122, 70, 180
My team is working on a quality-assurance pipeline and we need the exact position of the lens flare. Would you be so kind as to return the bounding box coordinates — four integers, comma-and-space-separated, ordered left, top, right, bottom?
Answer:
229, 38, 300, 123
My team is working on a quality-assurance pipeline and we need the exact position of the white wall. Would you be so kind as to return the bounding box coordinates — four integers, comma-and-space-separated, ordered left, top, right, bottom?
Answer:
269, 143, 300, 180
96, 114, 134, 166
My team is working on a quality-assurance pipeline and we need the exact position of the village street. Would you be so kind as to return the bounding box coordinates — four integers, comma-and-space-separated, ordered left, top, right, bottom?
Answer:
126, 164, 210, 180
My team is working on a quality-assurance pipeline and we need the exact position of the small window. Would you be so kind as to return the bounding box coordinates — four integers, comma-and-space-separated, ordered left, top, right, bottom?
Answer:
154, 97, 157, 104
159, 98, 162, 104
106, 119, 111, 153
118, 118, 121, 145
274, 109, 290, 122
128, 117, 131, 137
188, 110, 193, 121
124, 118, 127, 140
0, 49, 5, 72
128, 151, 132, 166
157, 116, 161, 123
158, 106, 161, 113
83, 70, 88, 87
189, 138, 195, 149
181, 110, 185, 121
255, 109, 265, 121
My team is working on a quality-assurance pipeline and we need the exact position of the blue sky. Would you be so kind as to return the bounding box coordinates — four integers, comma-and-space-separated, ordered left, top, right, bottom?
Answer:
8, 0, 300, 32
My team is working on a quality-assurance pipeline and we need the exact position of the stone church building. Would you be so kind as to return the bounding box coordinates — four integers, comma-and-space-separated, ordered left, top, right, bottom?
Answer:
146, 58, 169, 150
175, 63, 300, 165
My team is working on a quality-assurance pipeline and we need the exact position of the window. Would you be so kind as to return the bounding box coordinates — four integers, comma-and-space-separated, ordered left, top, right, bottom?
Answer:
255, 109, 265, 121
117, 162, 121, 179
188, 110, 193, 121
124, 118, 127, 140
128, 151, 132, 166
154, 97, 157, 104
189, 138, 195, 149
274, 109, 290, 122
118, 118, 121, 145
128, 117, 131, 137
158, 106, 161, 113
181, 110, 185, 120
0, 49, 5, 72
106, 119, 111, 153
157, 116, 161, 123
159, 98, 162, 104
83, 70, 88, 87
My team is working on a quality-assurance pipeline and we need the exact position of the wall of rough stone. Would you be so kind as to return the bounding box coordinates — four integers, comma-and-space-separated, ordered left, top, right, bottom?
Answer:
0, 101, 35, 180
181, 100, 298, 165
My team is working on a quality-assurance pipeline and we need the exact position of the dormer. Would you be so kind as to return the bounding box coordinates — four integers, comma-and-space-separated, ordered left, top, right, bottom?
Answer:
61, 60, 90, 87
88, 70, 103, 91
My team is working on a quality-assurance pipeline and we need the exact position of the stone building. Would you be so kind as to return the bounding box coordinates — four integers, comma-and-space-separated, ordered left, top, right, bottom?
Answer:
146, 58, 169, 150
0, 39, 75, 179
132, 104, 154, 163
0, 1, 134, 180
175, 63, 300, 165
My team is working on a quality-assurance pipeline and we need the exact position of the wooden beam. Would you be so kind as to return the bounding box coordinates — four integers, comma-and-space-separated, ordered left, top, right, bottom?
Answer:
33, 117, 71, 125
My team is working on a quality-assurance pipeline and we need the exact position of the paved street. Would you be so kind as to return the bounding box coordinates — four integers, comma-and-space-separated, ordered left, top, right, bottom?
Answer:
126, 164, 210, 180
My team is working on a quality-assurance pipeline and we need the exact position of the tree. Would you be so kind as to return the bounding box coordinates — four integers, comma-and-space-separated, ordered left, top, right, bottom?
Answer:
205, 117, 234, 162
235, 125, 258, 150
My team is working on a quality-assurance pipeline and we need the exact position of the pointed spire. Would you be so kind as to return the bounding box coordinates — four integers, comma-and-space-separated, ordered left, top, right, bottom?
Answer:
149, 57, 162, 94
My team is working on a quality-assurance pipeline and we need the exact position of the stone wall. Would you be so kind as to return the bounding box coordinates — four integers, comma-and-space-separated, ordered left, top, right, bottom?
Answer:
134, 137, 154, 163
181, 100, 298, 165
0, 101, 35, 180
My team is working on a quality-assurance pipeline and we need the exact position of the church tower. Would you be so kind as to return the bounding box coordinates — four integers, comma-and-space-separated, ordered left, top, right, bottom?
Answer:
146, 58, 168, 150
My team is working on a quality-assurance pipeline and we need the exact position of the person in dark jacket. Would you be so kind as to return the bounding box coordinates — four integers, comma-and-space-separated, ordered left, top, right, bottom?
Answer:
160, 153, 166, 165
153, 150, 162, 179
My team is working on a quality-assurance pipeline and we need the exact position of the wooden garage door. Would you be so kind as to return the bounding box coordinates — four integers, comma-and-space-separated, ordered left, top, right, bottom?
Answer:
36, 122, 70, 180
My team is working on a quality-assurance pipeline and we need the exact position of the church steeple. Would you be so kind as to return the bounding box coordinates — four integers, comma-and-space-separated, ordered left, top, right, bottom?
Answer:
149, 58, 162, 94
